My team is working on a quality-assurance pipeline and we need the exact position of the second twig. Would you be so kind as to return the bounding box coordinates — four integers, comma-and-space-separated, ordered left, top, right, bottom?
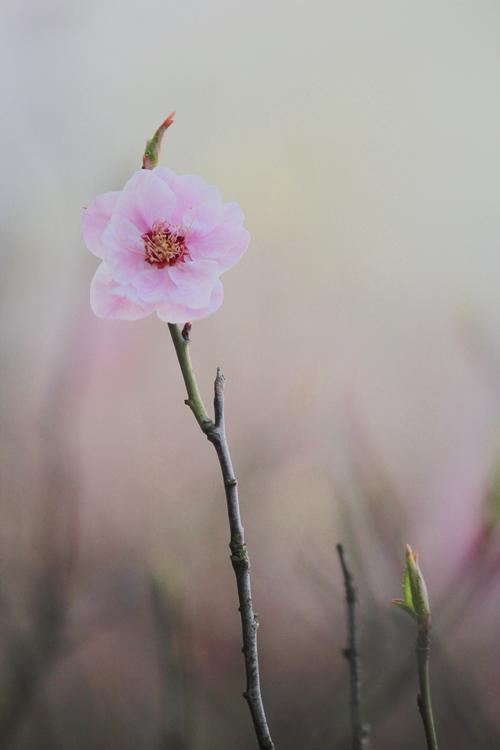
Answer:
336, 543, 370, 750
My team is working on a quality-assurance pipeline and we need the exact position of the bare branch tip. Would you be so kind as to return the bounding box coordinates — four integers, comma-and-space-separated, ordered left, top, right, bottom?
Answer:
215, 367, 226, 386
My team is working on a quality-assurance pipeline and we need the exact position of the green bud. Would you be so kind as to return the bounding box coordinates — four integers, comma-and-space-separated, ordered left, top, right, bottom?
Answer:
392, 544, 431, 628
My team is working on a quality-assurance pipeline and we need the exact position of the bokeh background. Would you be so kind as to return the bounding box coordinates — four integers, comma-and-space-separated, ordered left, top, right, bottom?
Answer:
1, 0, 499, 748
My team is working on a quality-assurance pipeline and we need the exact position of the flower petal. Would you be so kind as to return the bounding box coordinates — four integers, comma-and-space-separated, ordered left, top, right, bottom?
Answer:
115, 170, 176, 233
82, 191, 120, 258
101, 214, 146, 282
154, 167, 222, 232
167, 259, 221, 309
90, 263, 154, 320
187, 205, 250, 270
156, 281, 224, 323
133, 267, 176, 303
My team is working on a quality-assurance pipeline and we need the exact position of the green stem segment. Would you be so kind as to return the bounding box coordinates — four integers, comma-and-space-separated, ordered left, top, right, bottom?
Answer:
416, 627, 439, 750
168, 323, 213, 432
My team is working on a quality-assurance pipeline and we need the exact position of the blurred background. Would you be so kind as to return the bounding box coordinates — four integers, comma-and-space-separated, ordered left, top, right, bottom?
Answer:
1, 0, 499, 748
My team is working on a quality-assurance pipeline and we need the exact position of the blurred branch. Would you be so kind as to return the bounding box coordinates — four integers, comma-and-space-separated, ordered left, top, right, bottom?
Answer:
0, 304, 87, 746
149, 571, 195, 750
167, 323, 275, 750
336, 544, 370, 750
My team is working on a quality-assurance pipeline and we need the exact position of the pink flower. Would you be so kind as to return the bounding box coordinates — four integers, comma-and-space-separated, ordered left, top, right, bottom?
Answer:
82, 167, 250, 322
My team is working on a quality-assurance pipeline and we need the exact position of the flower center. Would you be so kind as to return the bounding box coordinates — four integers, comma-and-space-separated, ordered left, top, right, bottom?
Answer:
142, 222, 188, 268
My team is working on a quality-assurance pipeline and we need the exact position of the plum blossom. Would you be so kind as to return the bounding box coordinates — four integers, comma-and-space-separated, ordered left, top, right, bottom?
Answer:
82, 167, 250, 322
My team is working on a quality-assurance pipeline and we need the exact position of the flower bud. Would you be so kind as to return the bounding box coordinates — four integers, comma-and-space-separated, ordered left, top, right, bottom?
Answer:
142, 112, 176, 170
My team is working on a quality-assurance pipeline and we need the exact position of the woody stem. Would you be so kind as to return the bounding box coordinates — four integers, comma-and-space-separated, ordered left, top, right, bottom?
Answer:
167, 323, 275, 750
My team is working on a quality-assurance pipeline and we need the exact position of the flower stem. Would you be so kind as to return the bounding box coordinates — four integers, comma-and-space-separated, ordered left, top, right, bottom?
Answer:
168, 323, 213, 432
416, 627, 439, 750
167, 323, 275, 750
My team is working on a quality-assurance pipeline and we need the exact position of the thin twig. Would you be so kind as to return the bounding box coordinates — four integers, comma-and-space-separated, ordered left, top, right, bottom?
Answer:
167, 323, 275, 750
336, 544, 370, 750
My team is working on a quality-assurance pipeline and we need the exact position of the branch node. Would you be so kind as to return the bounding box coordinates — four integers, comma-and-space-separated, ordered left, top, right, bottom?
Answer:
230, 542, 250, 569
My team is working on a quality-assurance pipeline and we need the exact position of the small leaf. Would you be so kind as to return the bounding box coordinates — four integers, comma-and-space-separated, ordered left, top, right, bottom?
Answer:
392, 598, 417, 619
